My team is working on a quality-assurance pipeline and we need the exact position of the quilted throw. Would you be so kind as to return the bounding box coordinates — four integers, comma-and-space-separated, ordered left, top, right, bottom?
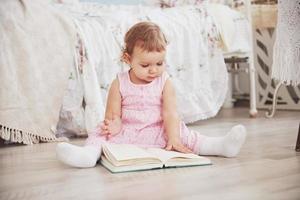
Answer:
272, 0, 300, 86
55, 3, 228, 136
0, 0, 76, 144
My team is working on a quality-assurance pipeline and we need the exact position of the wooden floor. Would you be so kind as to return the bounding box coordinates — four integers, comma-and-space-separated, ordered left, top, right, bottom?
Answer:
0, 108, 299, 200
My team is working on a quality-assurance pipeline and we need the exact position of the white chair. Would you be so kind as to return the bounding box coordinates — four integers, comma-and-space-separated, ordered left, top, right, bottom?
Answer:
223, 0, 258, 117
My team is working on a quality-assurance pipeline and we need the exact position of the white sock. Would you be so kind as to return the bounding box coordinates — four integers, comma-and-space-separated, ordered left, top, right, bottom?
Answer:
199, 124, 247, 157
56, 142, 101, 168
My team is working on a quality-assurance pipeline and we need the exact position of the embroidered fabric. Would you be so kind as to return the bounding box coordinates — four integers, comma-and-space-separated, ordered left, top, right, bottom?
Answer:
272, 0, 300, 86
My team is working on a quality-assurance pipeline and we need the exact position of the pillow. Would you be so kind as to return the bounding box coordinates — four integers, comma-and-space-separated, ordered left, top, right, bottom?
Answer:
147, 0, 208, 7
79, 0, 146, 4
146, 0, 238, 8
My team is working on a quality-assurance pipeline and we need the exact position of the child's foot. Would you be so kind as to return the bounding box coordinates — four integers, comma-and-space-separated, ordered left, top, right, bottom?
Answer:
56, 143, 101, 168
222, 124, 247, 157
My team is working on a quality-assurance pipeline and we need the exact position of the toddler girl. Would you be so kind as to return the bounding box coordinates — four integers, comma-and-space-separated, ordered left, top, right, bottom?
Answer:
56, 22, 247, 168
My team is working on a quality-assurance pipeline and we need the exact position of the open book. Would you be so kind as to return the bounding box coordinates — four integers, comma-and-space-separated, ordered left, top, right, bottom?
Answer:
100, 143, 212, 173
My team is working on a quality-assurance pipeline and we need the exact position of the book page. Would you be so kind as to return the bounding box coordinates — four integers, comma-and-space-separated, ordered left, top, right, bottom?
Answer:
101, 156, 163, 173
103, 143, 161, 166
146, 148, 200, 162
146, 148, 211, 167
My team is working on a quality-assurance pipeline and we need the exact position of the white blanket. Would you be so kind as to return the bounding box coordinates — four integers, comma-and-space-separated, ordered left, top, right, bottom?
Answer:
56, 3, 228, 135
0, 0, 76, 144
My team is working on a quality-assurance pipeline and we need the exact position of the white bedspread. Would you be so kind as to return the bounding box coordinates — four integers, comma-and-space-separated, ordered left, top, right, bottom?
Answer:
55, 3, 228, 135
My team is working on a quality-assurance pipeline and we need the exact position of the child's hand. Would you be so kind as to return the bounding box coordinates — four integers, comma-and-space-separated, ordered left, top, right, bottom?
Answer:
165, 138, 193, 154
100, 117, 122, 139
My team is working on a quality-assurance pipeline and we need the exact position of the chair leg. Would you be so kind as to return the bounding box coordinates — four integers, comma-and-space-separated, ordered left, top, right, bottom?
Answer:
248, 60, 258, 118
296, 123, 300, 152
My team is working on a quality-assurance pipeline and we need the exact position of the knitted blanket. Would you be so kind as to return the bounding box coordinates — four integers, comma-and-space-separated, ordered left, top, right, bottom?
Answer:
0, 0, 76, 144
272, 0, 300, 86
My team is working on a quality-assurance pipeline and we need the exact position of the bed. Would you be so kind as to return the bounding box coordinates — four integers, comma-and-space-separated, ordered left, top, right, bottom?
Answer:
0, 0, 252, 144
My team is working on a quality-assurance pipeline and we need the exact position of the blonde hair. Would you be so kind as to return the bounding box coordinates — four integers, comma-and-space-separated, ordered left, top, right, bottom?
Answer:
122, 22, 168, 59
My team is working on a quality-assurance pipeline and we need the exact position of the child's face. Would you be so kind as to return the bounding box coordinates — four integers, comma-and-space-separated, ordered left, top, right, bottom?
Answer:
126, 45, 166, 84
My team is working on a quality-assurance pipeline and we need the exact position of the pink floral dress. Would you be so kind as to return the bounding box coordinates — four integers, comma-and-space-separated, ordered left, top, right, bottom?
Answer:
85, 70, 203, 154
